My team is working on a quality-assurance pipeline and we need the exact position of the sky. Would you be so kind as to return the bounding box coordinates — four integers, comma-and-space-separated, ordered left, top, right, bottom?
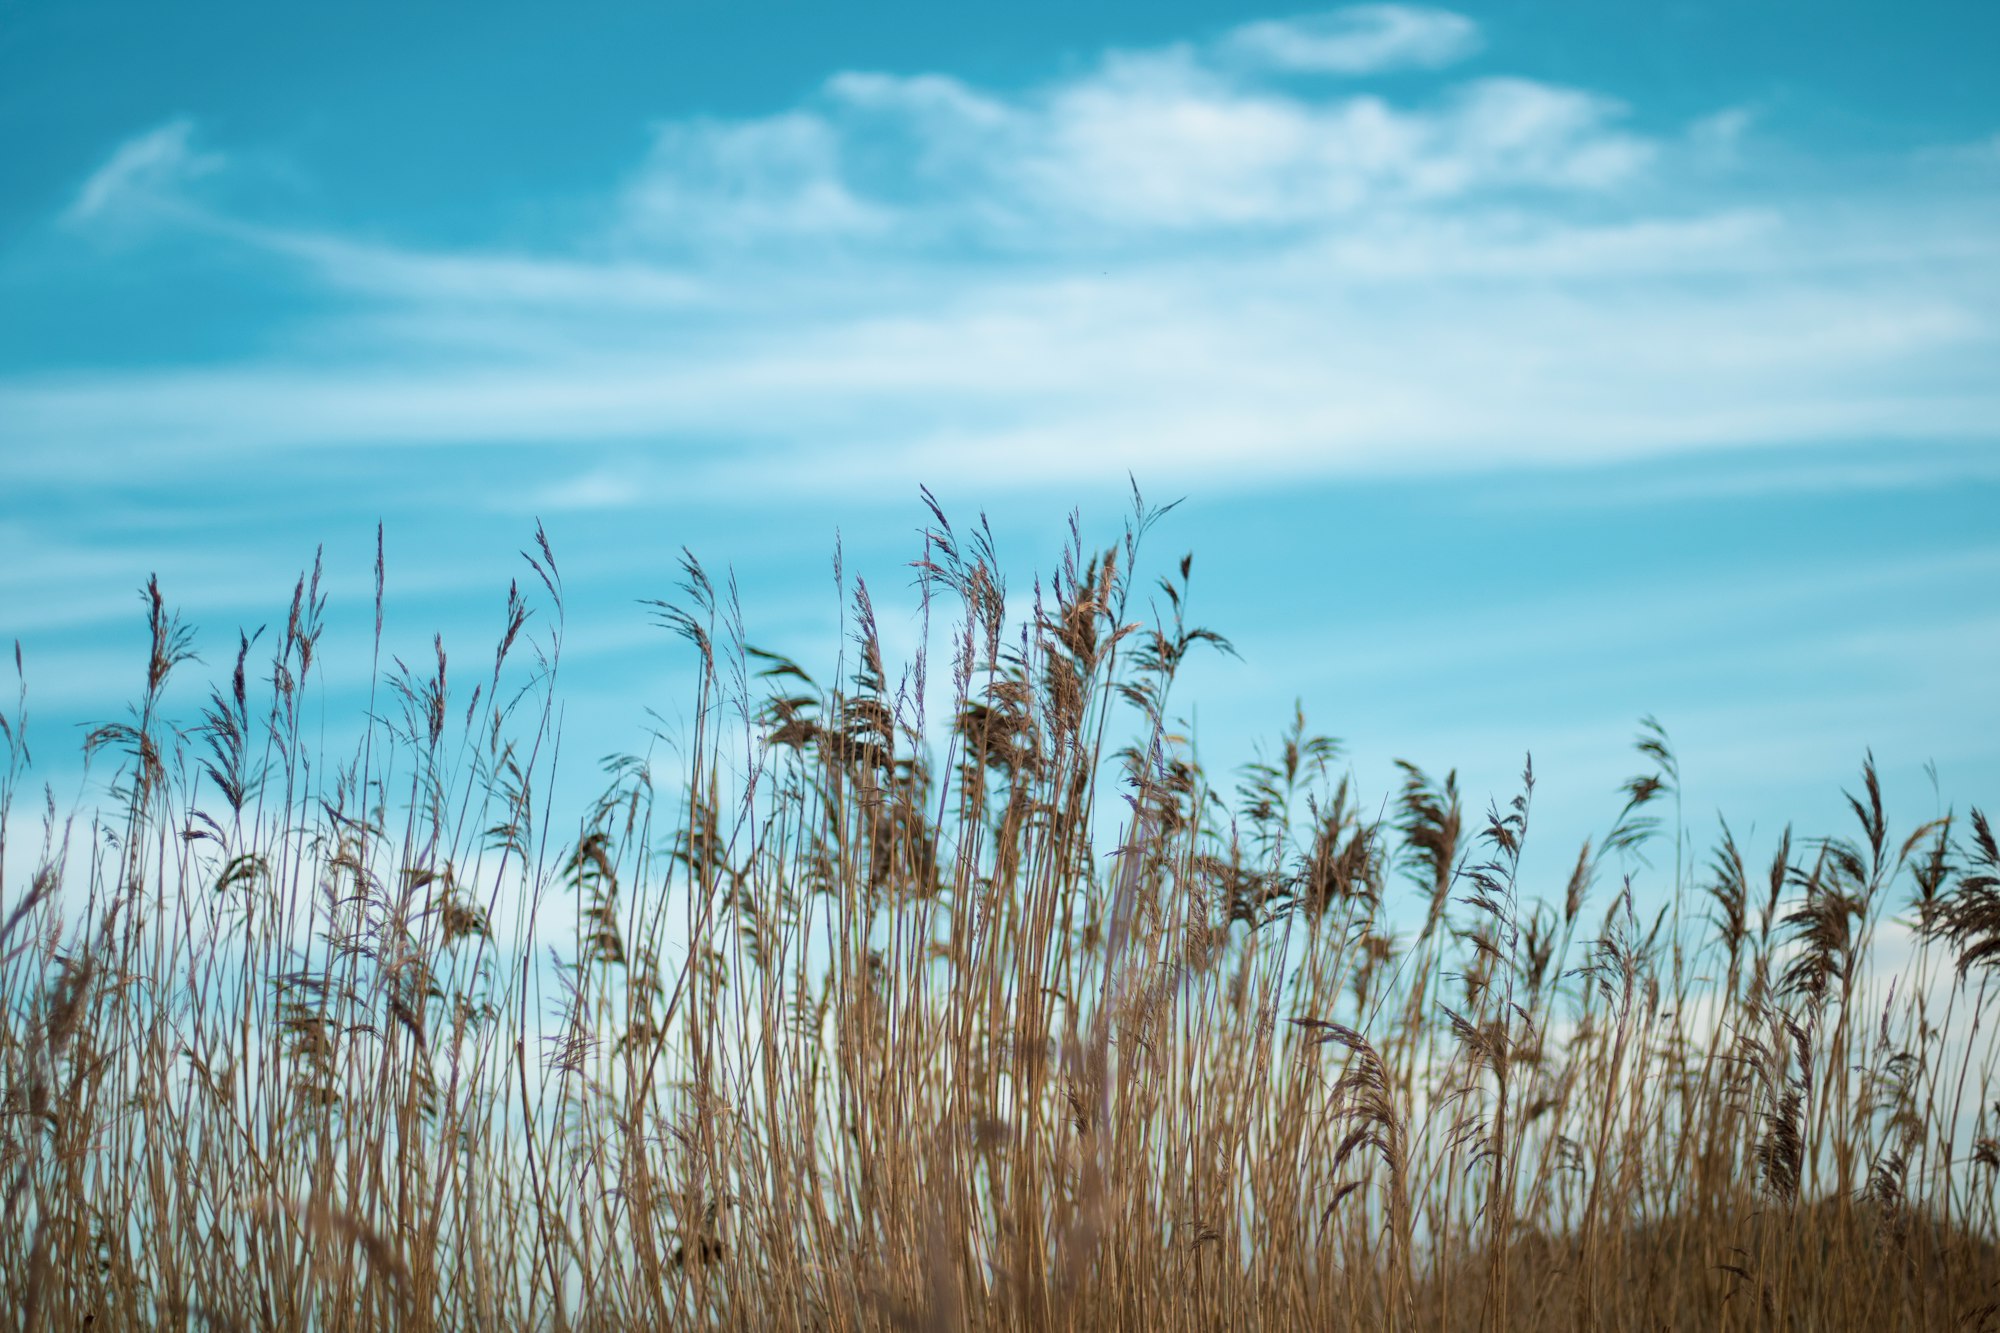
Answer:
2, 2, 1998, 919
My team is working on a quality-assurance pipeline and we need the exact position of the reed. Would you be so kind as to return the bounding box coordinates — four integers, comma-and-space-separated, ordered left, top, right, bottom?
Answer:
1, 491, 1994, 1330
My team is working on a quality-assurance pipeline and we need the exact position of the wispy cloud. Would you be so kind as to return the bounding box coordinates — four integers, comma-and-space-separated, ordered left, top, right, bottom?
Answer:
767, 41, 1646, 236
620, 111, 892, 246
62, 116, 223, 226
15, 6, 1999, 503
1217, 5, 1481, 75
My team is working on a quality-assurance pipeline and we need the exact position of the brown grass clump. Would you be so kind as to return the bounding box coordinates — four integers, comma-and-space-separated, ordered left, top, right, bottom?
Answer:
0, 491, 1995, 1330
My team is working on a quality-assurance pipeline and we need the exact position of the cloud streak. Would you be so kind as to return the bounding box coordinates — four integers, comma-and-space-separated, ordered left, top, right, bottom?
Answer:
63, 116, 223, 226
11, 6, 1998, 505
1218, 6, 1481, 75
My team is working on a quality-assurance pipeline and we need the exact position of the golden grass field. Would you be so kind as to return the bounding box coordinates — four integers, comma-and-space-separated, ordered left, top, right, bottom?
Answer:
2, 494, 1995, 1329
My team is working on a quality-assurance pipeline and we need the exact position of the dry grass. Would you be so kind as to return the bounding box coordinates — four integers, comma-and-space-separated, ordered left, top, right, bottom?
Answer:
1, 492, 1996, 1330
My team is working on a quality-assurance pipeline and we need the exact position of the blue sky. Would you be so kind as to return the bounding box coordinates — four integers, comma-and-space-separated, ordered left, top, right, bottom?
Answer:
3, 2, 1997, 911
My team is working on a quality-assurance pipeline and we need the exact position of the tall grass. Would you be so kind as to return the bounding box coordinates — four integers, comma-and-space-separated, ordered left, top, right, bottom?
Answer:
2, 491, 1996, 1330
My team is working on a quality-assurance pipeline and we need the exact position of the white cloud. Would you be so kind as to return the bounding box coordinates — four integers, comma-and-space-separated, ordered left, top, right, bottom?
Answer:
1434, 78, 1650, 189
1005, 55, 1629, 229
4, 215, 1990, 497
974, 50, 1645, 227
232, 224, 713, 310
1688, 106, 1756, 157
610, 14, 1639, 238
10, 10, 1999, 502
1217, 5, 1480, 76
825, 70, 1012, 132
65, 116, 224, 225
618, 111, 889, 246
